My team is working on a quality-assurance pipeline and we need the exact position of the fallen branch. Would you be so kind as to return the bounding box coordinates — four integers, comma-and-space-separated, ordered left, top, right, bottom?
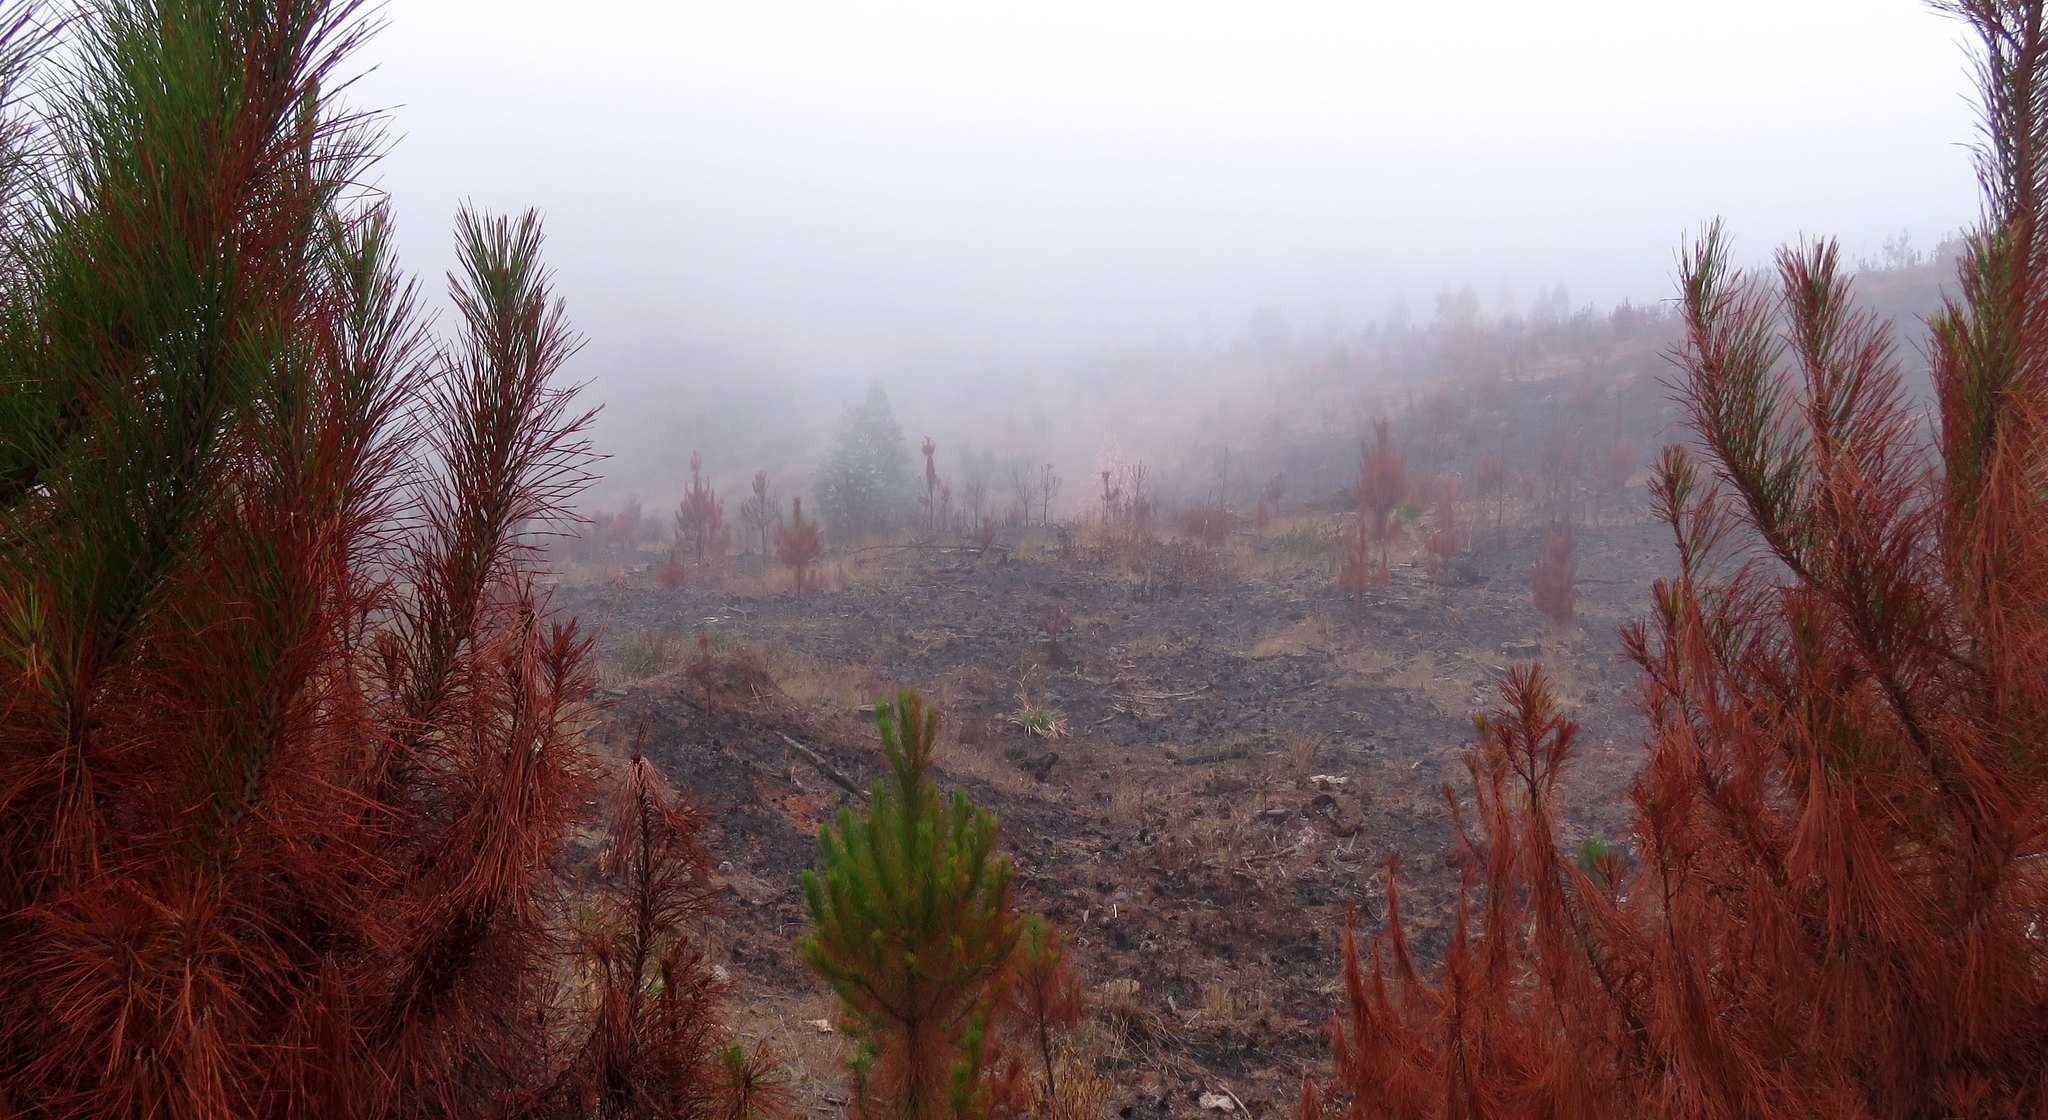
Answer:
1126, 683, 1213, 702
1173, 747, 1248, 766
779, 733, 867, 800
839, 542, 1012, 559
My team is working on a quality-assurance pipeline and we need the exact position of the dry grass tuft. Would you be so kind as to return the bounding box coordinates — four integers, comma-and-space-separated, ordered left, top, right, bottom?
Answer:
758, 641, 880, 712
1007, 680, 1071, 740
1287, 735, 1319, 775
1388, 651, 1435, 691
606, 628, 687, 682
1047, 1041, 1116, 1120
1094, 978, 1171, 1053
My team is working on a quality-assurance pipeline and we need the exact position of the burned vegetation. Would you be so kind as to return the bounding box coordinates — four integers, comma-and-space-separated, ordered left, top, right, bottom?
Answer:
10, 1, 2048, 1119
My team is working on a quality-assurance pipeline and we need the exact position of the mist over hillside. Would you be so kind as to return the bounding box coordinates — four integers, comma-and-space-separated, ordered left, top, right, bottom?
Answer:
582, 247, 1962, 532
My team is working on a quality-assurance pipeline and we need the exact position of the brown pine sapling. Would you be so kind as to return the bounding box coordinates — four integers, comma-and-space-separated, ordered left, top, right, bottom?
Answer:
1307, 669, 1619, 1120
1529, 523, 1574, 626
1006, 915, 1084, 1118
0, 22, 757, 1103
0, 7, 764, 1117
1041, 605, 1068, 666
1357, 418, 1407, 564
1337, 523, 1385, 629
609, 493, 646, 553
546, 752, 730, 1119
676, 450, 728, 564
775, 496, 823, 599
714, 1042, 797, 1120
1306, 7, 2048, 1116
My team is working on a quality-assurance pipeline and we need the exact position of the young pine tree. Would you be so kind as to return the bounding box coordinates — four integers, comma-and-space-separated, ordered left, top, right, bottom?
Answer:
775, 496, 822, 599
545, 753, 732, 1120
800, 690, 1023, 1120
676, 449, 728, 564
0, 3, 740, 1115
1007, 915, 1085, 1119
1357, 418, 1406, 564
1529, 523, 1575, 626
1308, 3, 2048, 1117
609, 492, 646, 552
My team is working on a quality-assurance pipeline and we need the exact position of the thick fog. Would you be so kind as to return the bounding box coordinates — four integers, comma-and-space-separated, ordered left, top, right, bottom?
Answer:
349, 1, 1980, 499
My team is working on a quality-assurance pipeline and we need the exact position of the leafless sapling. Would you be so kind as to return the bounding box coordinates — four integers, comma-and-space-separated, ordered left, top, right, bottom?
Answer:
739, 470, 780, 556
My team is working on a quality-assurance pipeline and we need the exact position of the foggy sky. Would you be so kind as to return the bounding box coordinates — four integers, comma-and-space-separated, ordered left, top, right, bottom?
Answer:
350, 1, 1981, 384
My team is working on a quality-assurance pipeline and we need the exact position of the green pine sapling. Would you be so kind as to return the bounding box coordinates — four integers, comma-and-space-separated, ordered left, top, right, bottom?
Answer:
800, 689, 1023, 1120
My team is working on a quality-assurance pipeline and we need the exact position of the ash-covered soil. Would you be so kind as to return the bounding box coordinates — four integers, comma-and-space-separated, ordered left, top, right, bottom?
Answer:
550, 512, 1673, 1117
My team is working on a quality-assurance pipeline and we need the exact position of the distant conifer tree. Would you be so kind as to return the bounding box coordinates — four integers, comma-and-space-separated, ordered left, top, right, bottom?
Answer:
816, 383, 916, 543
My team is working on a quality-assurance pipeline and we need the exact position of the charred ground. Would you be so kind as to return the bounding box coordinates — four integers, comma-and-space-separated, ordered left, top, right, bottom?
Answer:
552, 496, 1670, 1118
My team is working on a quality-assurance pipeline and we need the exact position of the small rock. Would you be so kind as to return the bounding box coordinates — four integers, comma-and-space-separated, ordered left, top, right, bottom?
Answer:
1199, 1093, 1236, 1112
808, 1019, 834, 1033
1328, 794, 1367, 837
